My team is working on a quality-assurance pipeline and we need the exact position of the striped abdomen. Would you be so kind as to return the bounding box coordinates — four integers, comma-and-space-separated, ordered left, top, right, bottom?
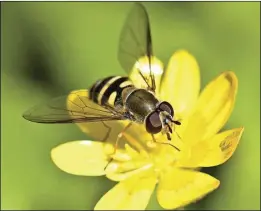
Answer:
89, 76, 133, 106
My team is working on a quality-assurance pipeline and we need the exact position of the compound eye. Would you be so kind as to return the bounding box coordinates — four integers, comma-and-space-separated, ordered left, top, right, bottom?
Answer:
158, 101, 174, 116
145, 112, 162, 134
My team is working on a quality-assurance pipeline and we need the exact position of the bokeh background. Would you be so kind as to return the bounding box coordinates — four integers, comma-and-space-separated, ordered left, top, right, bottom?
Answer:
1, 2, 260, 210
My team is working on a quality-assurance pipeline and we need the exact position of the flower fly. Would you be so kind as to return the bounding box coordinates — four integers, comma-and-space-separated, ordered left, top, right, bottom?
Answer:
23, 3, 182, 157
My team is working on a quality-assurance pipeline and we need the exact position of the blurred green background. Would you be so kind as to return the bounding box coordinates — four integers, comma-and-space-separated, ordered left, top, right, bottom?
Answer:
1, 2, 260, 210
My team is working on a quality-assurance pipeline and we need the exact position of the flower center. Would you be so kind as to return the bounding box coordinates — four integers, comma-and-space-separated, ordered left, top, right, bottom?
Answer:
148, 143, 180, 172
107, 125, 183, 178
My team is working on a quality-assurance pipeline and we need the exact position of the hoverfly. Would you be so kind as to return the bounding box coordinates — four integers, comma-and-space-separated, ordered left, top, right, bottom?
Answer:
23, 3, 182, 155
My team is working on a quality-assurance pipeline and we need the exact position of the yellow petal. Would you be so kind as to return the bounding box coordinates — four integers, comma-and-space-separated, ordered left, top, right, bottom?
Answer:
178, 127, 244, 168
157, 168, 220, 210
198, 127, 244, 167
95, 173, 157, 210
106, 161, 153, 181
67, 89, 126, 142
177, 140, 210, 168
159, 50, 200, 118
183, 71, 238, 145
129, 56, 164, 95
51, 140, 113, 176
105, 143, 152, 182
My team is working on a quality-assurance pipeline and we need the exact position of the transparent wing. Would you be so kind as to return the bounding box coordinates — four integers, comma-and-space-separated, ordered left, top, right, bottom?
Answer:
23, 90, 126, 124
118, 3, 156, 92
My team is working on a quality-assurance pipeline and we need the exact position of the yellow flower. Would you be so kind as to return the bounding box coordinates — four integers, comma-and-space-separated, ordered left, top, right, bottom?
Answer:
51, 50, 244, 210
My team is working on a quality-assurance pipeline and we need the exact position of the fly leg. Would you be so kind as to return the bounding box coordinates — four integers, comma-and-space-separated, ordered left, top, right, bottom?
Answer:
104, 122, 133, 171
172, 119, 182, 140
101, 121, 112, 142
112, 122, 133, 155
151, 134, 180, 152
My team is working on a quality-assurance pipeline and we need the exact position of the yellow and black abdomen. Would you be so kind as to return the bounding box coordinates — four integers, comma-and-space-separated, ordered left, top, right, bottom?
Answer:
89, 76, 133, 106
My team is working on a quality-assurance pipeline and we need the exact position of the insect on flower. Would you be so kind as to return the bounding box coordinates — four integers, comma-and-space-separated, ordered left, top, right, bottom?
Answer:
23, 3, 182, 160
23, 3, 244, 210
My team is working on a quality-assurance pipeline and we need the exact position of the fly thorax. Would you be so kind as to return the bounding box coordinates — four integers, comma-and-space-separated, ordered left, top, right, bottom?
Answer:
125, 89, 159, 123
